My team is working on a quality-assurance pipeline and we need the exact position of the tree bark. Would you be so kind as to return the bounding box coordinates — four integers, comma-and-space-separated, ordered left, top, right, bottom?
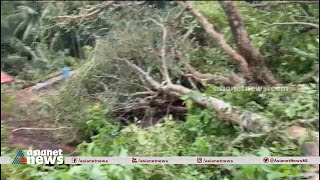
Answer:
185, 2, 254, 81
220, 1, 279, 86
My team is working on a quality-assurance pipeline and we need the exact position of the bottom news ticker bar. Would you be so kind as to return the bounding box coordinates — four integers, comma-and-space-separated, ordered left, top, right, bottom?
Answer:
1, 156, 320, 164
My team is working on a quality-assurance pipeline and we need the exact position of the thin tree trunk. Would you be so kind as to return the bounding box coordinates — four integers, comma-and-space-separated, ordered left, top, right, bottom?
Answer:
185, 2, 254, 81
220, 1, 279, 86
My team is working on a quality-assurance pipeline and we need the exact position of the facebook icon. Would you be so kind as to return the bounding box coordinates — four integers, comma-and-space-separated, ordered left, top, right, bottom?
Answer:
62, 67, 70, 79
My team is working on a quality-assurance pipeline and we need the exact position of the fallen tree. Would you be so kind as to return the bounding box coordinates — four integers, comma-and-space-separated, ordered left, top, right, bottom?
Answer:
123, 57, 272, 132
46, 1, 318, 138
114, 17, 273, 133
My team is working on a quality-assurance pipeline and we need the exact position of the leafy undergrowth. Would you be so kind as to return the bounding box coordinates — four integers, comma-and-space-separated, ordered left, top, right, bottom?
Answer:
1, 84, 318, 179
1, 87, 17, 113
1, 1, 319, 180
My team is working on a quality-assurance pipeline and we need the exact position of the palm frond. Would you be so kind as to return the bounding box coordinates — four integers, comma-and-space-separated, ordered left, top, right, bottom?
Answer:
22, 22, 34, 41
13, 20, 27, 36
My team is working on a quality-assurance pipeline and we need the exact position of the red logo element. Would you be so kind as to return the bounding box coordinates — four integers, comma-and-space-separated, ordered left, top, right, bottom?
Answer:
132, 158, 137, 163
263, 157, 269, 163
197, 157, 202, 163
72, 158, 77, 163
18, 157, 27, 164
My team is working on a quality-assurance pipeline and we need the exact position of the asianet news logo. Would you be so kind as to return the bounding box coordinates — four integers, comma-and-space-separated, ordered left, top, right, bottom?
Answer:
12, 149, 64, 164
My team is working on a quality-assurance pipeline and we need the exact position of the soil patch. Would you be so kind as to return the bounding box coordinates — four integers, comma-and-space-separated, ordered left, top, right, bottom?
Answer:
1, 88, 76, 154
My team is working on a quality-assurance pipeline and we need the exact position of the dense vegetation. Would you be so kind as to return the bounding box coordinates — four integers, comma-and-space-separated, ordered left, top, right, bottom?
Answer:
1, 1, 319, 179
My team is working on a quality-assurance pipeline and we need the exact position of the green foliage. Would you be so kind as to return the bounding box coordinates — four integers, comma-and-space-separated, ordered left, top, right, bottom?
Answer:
265, 86, 319, 120
42, 5, 187, 142
191, 1, 319, 83
232, 164, 300, 180
1, 1, 319, 180
1, 125, 9, 156
187, 47, 235, 74
1, 99, 313, 179
204, 84, 319, 121
1, 88, 16, 113
1, 1, 80, 79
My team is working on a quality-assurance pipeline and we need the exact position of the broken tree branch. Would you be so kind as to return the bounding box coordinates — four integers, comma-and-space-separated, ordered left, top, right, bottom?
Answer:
220, 1, 279, 86
250, 1, 319, 8
187, 76, 199, 90
173, 4, 188, 22
174, 50, 246, 86
121, 58, 161, 91
271, 22, 319, 29
151, 48, 243, 87
54, 1, 115, 25
147, 18, 172, 84
183, 73, 245, 87
185, 1, 253, 81
12, 127, 72, 133
120, 58, 272, 133
54, 1, 146, 25
31, 70, 78, 93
